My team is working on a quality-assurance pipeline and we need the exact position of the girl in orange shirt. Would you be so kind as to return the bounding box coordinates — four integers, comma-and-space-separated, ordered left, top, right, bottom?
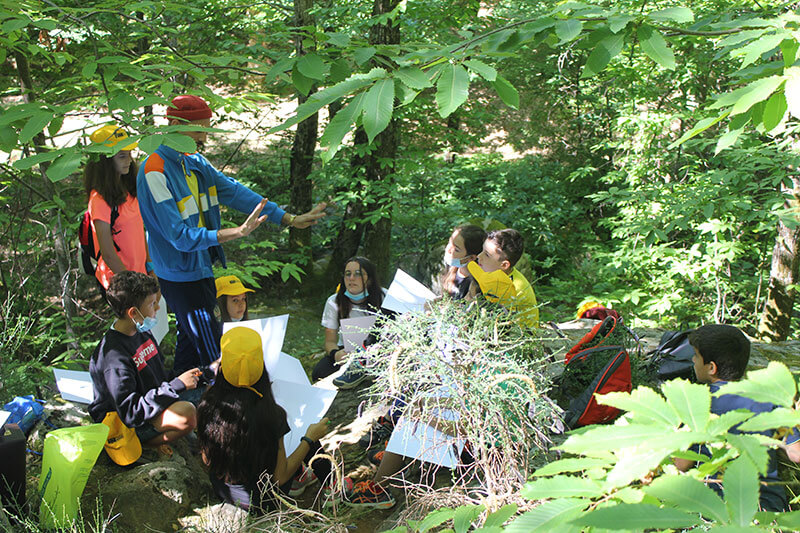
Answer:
84, 125, 155, 291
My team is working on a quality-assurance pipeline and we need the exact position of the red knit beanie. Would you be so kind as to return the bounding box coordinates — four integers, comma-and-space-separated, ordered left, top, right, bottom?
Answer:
167, 95, 213, 122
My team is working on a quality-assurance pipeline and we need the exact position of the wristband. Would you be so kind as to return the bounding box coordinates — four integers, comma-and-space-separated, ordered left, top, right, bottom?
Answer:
287, 214, 297, 227
145, 261, 154, 273
300, 436, 315, 447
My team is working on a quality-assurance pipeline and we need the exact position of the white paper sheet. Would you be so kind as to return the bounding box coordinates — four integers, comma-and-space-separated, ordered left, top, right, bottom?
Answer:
340, 315, 377, 353
386, 415, 465, 469
152, 302, 169, 345
223, 315, 289, 373
272, 352, 310, 387
53, 368, 94, 404
0, 410, 10, 430
381, 269, 437, 315
271, 379, 337, 453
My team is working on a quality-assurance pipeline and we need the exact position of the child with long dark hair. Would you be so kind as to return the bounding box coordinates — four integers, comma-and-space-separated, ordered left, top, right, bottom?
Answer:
197, 327, 344, 512
83, 124, 155, 290
313, 257, 386, 383
215, 275, 253, 322
440, 224, 486, 300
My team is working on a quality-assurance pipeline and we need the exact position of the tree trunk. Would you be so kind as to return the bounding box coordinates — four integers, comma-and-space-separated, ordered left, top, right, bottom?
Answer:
289, 0, 318, 274
13, 50, 79, 355
324, 128, 369, 284
326, 0, 400, 284
361, 0, 400, 283
758, 175, 800, 341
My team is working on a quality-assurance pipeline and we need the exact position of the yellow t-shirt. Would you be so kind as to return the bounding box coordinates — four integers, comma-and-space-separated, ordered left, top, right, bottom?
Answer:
509, 267, 539, 329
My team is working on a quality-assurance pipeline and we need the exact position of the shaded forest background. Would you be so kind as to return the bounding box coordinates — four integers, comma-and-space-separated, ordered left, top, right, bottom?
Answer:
2, 0, 800, 400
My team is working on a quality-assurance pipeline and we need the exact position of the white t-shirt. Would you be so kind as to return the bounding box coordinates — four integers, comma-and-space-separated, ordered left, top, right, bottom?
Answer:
321, 288, 387, 345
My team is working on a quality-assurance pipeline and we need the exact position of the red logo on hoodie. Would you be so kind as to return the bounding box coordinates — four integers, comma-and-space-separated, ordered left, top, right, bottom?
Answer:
132, 338, 158, 371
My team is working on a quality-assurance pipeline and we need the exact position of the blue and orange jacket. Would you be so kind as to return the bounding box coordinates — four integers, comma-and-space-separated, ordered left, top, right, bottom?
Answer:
136, 145, 285, 282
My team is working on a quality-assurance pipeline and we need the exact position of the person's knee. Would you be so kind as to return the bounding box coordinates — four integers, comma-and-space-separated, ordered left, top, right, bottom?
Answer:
156, 401, 197, 432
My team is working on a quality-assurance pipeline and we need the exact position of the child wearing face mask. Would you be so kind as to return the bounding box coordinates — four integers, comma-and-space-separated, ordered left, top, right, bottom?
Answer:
313, 257, 387, 382
440, 224, 486, 300
215, 275, 254, 323
88, 271, 202, 450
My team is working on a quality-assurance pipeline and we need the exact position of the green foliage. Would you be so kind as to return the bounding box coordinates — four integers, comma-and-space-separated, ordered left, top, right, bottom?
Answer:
403, 362, 800, 532
360, 298, 561, 507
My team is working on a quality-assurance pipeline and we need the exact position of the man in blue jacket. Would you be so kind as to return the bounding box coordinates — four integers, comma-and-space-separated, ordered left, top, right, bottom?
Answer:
137, 94, 325, 372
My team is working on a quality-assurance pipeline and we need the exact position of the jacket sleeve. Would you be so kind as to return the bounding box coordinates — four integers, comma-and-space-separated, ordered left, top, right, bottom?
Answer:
103, 363, 187, 428
201, 157, 286, 225
137, 158, 219, 252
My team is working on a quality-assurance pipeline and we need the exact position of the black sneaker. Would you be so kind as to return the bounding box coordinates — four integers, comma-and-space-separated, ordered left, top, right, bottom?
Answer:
358, 415, 395, 448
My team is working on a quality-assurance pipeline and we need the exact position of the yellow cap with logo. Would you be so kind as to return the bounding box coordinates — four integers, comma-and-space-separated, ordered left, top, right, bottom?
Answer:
89, 124, 138, 150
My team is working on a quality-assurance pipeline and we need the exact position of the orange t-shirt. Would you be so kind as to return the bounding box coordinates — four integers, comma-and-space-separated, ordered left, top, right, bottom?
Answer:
88, 190, 148, 289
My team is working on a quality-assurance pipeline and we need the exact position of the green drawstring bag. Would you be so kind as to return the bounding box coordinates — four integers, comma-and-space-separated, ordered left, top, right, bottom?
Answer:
38, 424, 109, 528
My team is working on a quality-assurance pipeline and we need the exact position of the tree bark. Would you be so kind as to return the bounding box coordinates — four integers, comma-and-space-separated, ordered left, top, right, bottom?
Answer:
13, 49, 79, 355
326, 0, 400, 284
289, 0, 318, 273
324, 128, 369, 284
758, 175, 800, 342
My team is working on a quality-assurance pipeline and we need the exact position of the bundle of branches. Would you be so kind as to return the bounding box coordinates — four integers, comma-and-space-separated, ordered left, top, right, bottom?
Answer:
359, 298, 562, 503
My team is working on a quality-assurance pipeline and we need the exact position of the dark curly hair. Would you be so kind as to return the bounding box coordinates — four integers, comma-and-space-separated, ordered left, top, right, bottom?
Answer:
486, 228, 525, 268
336, 256, 383, 319
106, 271, 160, 318
197, 369, 287, 488
83, 154, 138, 207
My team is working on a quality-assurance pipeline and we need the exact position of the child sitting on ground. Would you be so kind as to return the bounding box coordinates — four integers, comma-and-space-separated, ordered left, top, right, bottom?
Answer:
674, 324, 800, 511
215, 274, 253, 322
471, 228, 539, 328
88, 271, 201, 450
197, 327, 345, 512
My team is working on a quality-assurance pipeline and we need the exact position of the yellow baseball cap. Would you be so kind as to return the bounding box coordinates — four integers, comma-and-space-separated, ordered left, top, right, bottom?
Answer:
89, 124, 138, 150
576, 301, 602, 319
220, 327, 264, 397
467, 262, 517, 306
101, 411, 142, 466
215, 275, 255, 298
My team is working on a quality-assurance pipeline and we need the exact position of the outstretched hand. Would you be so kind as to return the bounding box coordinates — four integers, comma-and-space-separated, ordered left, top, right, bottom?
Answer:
239, 198, 269, 237
292, 202, 328, 229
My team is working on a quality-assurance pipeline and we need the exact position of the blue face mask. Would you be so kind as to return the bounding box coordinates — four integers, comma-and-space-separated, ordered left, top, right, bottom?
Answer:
345, 288, 369, 302
444, 252, 467, 268
135, 309, 158, 334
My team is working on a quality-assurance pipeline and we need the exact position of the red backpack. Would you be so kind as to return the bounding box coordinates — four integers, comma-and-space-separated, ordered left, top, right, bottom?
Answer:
555, 316, 632, 428
77, 205, 120, 276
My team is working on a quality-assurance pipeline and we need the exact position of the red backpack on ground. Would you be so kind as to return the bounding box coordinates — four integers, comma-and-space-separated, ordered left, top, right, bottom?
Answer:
555, 316, 632, 428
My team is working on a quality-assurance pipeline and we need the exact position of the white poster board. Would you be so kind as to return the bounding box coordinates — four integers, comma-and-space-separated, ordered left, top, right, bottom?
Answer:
152, 303, 169, 345
0, 410, 11, 430
271, 380, 337, 453
386, 414, 465, 469
382, 269, 436, 315
53, 368, 94, 404
340, 315, 377, 353
223, 315, 289, 375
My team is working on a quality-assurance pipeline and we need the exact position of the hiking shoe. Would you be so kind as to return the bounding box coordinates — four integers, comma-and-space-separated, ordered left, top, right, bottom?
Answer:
344, 480, 396, 509
322, 476, 354, 508
289, 464, 317, 497
358, 415, 395, 448
333, 360, 369, 389
367, 445, 386, 466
